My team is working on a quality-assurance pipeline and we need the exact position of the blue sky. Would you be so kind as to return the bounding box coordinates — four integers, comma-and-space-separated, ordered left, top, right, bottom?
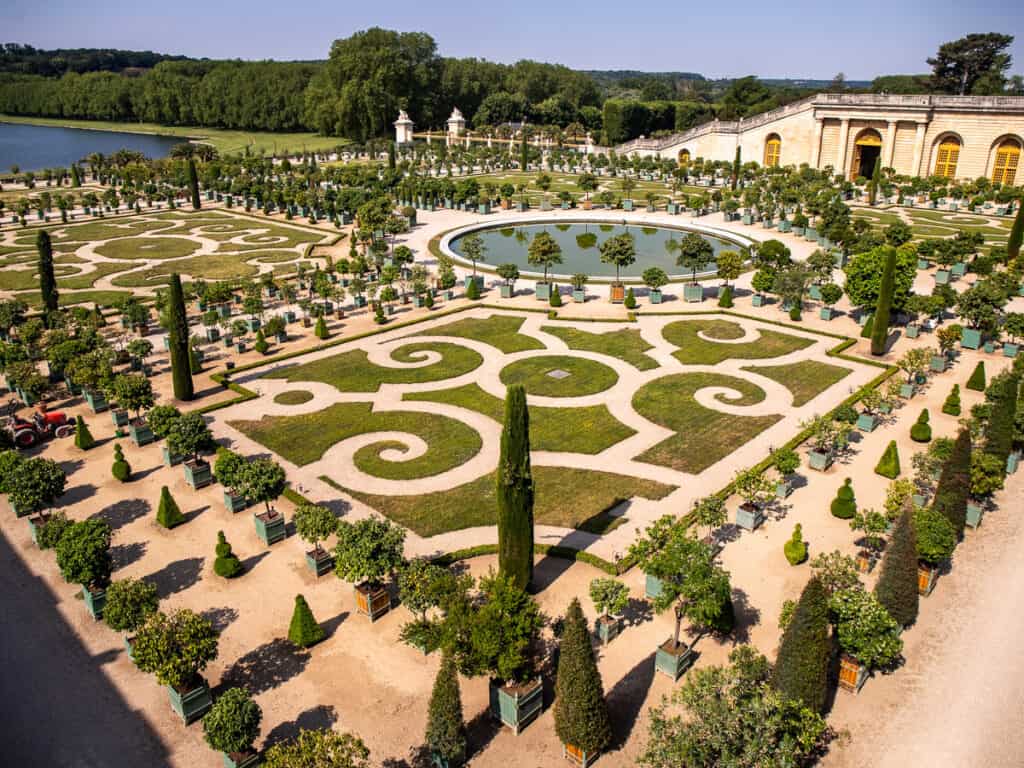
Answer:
6, 0, 1022, 80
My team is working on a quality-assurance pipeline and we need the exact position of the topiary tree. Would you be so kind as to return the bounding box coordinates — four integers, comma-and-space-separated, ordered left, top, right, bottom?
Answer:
288, 594, 325, 648
554, 598, 612, 758
111, 443, 131, 482
103, 577, 159, 636
133, 608, 219, 691
261, 728, 370, 768
783, 524, 807, 565
874, 440, 901, 479
203, 687, 262, 760
933, 428, 971, 534
549, 284, 562, 307
146, 404, 181, 438
942, 383, 962, 416
870, 246, 897, 355
771, 576, 830, 714
874, 508, 918, 628
214, 531, 243, 578
830, 478, 857, 519
156, 486, 185, 529
496, 385, 534, 591
910, 409, 932, 443
425, 652, 466, 767
314, 315, 328, 339
465, 277, 481, 300
55, 518, 112, 589
966, 361, 986, 391
74, 415, 95, 450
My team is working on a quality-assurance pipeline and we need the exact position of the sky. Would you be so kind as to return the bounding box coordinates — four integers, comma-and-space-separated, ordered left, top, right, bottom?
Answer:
5, 0, 1023, 80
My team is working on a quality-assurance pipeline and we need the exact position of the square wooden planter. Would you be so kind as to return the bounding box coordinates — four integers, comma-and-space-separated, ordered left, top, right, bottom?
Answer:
807, 450, 834, 472
129, 421, 155, 447
899, 383, 916, 399
856, 413, 878, 432
905, 324, 920, 338
595, 615, 622, 645
183, 459, 213, 489
489, 678, 543, 734
776, 480, 793, 499
655, 639, 695, 681
306, 548, 334, 577
27, 512, 50, 545
499, 285, 513, 298
649, 289, 663, 304
838, 654, 868, 694
1008, 452, 1020, 474
111, 409, 129, 428
752, 295, 766, 307
960, 328, 982, 350
609, 284, 625, 304
735, 502, 764, 531
167, 677, 213, 724
354, 583, 392, 621
223, 490, 248, 513
254, 510, 286, 545
563, 743, 599, 767
572, 289, 586, 303
819, 307, 835, 321
82, 584, 106, 620
917, 563, 939, 596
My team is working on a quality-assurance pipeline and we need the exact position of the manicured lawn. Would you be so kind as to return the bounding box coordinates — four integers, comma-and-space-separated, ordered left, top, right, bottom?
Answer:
662, 319, 814, 364
15, 288, 135, 308
404, 382, 635, 454
58, 261, 143, 289
230, 402, 482, 480
94, 236, 202, 260
499, 355, 618, 397
541, 325, 659, 370
742, 360, 852, 407
113, 253, 260, 286
633, 372, 781, 473
272, 390, 314, 405
412, 314, 545, 353
264, 342, 484, 392
326, 466, 675, 537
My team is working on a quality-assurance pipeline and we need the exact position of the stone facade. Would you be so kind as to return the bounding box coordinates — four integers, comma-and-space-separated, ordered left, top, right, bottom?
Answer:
612, 94, 1024, 183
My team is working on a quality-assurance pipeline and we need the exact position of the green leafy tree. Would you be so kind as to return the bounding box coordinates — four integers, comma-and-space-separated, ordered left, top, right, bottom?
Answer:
103, 577, 159, 635
914, 506, 957, 566
496, 385, 534, 590
146, 404, 181, 437
333, 515, 406, 588
166, 411, 212, 463
527, 231, 562, 285
1008, 196, 1023, 264
874, 509, 919, 628
829, 588, 903, 670
214, 531, 243, 578
554, 598, 612, 755
676, 233, 714, 284
203, 687, 262, 758
36, 510, 72, 549
293, 503, 338, 556
928, 33, 1014, 95
599, 232, 636, 285
288, 594, 326, 648
113, 373, 154, 420
55, 518, 112, 588
771, 576, 830, 714
261, 728, 370, 768
8, 456, 67, 516
132, 608, 219, 690
932, 428, 971, 534
238, 457, 287, 514
843, 245, 916, 311
425, 653, 466, 766
156, 485, 185, 529
166, 274, 193, 401
870, 246, 897, 355
459, 233, 486, 277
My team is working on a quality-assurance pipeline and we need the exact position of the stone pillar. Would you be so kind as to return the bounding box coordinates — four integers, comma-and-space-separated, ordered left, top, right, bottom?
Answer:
811, 118, 824, 168
836, 118, 851, 178
884, 120, 897, 168
911, 122, 927, 177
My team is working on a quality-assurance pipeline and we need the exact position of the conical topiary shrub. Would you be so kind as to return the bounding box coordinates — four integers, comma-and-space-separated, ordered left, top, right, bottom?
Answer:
288, 594, 325, 648
74, 415, 95, 450
718, 284, 733, 308
910, 409, 932, 443
830, 478, 857, 519
875, 508, 919, 628
111, 443, 131, 482
425, 652, 467, 767
942, 384, 961, 416
549, 285, 562, 307
214, 531, 243, 578
465, 277, 480, 300
771, 576, 830, 714
314, 315, 328, 340
156, 485, 185, 528
624, 287, 637, 309
860, 314, 874, 339
966, 361, 986, 391
783, 523, 807, 565
254, 329, 269, 355
554, 598, 612, 759
874, 440, 901, 479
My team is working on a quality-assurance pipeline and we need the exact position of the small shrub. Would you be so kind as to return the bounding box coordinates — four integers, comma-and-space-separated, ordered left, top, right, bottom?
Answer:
789, 305, 802, 321
966, 361, 986, 391
213, 531, 243, 578
373, 305, 386, 324
549, 285, 562, 307
624, 288, 637, 309
717, 284, 733, 308
784, 524, 808, 565
37, 510, 72, 549
465, 278, 480, 300
74, 416, 95, 450
833, 402, 859, 424
111, 443, 131, 482
313, 316, 328, 340
910, 409, 932, 443
254, 329, 269, 355
941, 384, 962, 416
424, 292, 435, 309
830, 478, 857, 519
288, 594, 325, 648
156, 486, 184, 528
860, 314, 874, 338
874, 440, 901, 479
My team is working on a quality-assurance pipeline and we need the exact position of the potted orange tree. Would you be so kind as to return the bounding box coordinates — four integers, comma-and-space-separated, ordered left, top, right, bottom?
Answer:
334, 515, 405, 621
599, 232, 636, 304
914, 505, 956, 595
294, 503, 338, 577
588, 578, 630, 646
103, 577, 159, 661
203, 687, 262, 768
167, 412, 215, 489
829, 586, 903, 694
55, 518, 112, 620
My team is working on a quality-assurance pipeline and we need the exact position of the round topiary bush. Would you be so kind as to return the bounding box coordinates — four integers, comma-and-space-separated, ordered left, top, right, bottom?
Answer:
830, 478, 857, 519
789, 305, 802, 321
111, 444, 131, 482
214, 531, 243, 578
910, 409, 932, 443
783, 524, 808, 565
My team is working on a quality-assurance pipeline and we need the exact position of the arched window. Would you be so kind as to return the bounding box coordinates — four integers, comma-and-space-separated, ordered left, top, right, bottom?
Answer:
934, 137, 961, 178
992, 138, 1021, 185
764, 135, 781, 167
678, 149, 691, 166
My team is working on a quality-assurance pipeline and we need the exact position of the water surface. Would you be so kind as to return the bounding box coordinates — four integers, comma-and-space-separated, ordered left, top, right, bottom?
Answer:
0, 122, 184, 171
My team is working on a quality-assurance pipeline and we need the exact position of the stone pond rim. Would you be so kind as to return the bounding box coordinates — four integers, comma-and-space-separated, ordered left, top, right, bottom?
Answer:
441, 216, 755, 284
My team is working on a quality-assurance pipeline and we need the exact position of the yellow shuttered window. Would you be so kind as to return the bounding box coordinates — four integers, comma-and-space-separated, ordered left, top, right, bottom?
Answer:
764, 137, 781, 167
934, 140, 960, 178
992, 141, 1020, 185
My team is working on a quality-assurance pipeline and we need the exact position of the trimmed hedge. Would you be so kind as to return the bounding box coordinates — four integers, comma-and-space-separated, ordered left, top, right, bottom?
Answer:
966, 361, 986, 391
941, 384, 961, 416
875, 440, 901, 479
830, 478, 857, 519
783, 524, 808, 565
910, 409, 932, 443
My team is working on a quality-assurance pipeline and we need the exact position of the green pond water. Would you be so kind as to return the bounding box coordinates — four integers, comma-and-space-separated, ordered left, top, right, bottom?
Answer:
448, 221, 742, 280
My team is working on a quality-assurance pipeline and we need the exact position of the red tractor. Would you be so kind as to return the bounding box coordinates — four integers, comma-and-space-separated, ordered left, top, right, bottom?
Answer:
3, 407, 75, 448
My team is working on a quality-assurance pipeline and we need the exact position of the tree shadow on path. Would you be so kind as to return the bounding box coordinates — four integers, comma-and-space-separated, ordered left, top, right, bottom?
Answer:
222, 637, 311, 695
607, 650, 656, 749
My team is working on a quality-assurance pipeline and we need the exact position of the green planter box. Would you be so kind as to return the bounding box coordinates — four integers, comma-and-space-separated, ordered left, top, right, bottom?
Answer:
499, 284, 513, 299
655, 641, 695, 682
221, 751, 259, 768
205, 327, 220, 343
683, 284, 703, 303
856, 413, 878, 432
951, 262, 967, 277
917, 258, 930, 270
413, 295, 427, 308
595, 616, 622, 645
535, 283, 552, 301
778, 220, 792, 233
752, 295, 766, 307
167, 679, 213, 724
899, 383, 916, 399
741, 214, 753, 225
735, 502, 764, 531
807, 450, 834, 472
776, 480, 793, 499
791, 226, 805, 236
162, 445, 184, 467
27, 513, 49, 544
254, 510, 286, 545
667, 203, 680, 214
912, 493, 928, 507
966, 502, 984, 529
644, 573, 664, 599
820, 307, 837, 321
1004, 343, 1019, 358
929, 355, 947, 372
1007, 452, 1020, 474
111, 409, 129, 428
804, 227, 818, 241
85, 390, 108, 413
477, 203, 491, 215
129, 421, 155, 446
833, 251, 848, 268
223, 490, 248, 513
82, 584, 106, 620
808, 284, 822, 301
983, 341, 996, 354
489, 678, 543, 734
906, 324, 920, 338
960, 327, 982, 350
877, 402, 893, 415
183, 459, 213, 489
218, 304, 232, 319
463, 275, 484, 291
572, 289, 586, 303
934, 269, 950, 285
306, 548, 334, 577
649, 289, 663, 304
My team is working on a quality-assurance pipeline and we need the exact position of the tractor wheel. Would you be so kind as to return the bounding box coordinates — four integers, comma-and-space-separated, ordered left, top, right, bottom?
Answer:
14, 429, 37, 448
54, 424, 74, 439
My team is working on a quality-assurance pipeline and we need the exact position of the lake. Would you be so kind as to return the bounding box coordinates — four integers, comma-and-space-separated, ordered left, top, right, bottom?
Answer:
0, 122, 184, 171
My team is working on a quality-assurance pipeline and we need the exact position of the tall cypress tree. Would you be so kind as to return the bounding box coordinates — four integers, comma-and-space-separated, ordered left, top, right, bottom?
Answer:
731, 146, 741, 191
771, 576, 830, 715
387, 142, 396, 170
874, 508, 919, 627
983, 372, 1019, 469
868, 156, 882, 205
520, 136, 529, 173
37, 230, 59, 316
425, 653, 466, 766
932, 428, 971, 535
496, 385, 534, 590
70, 164, 81, 187
187, 157, 201, 210
554, 598, 612, 756
167, 273, 194, 401
870, 245, 896, 355
1008, 195, 1023, 265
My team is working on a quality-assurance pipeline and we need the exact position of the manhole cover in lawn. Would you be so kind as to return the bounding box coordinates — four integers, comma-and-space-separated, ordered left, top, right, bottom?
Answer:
547, 369, 571, 380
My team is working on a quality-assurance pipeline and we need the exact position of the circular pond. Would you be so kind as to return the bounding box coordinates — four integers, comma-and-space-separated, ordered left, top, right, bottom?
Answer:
445, 219, 751, 282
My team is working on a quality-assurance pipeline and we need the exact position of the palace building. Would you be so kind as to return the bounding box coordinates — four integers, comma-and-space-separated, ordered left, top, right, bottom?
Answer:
612, 93, 1024, 184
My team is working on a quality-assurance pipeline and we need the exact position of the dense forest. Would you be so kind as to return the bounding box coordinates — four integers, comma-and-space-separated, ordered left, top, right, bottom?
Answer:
0, 31, 1019, 146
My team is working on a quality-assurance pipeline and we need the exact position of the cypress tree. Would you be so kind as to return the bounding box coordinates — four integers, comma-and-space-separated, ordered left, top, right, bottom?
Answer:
167, 274, 194, 401
771, 576, 830, 714
941, 384, 961, 416
387, 142, 396, 170
496, 384, 534, 590
966, 361, 986, 391
1008, 194, 1023, 265
288, 594, 325, 648
868, 156, 882, 205
874, 508, 919, 627
731, 146, 741, 191
156, 486, 185, 528
870, 246, 896, 355
37, 229, 59, 316
983, 372, 1019, 469
874, 440, 901, 478
187, 158, 201, 210
933, 428, 971, 535
554, 598, 612, 756
520, 137, 529, 173
425, 653, 467, 766
74, 415, 95, 450
70, 164, 81, 187
214, 531, 243, 578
